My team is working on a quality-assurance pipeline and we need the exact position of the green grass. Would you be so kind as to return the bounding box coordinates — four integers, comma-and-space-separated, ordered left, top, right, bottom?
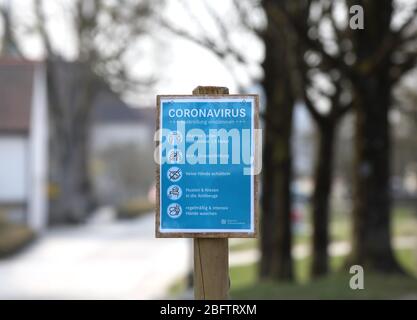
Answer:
170, 205, 417, 299
230, 248, 417, 299
392, 206, 417, 238
295, 253, 347, 283
230, 239, 257, 252
395, 248, 417, 277
0, 215, 35, 259
228, 207, 417, 299
168, 276, 189, 297
168, 248, 417, 299
231, 271, 417, 299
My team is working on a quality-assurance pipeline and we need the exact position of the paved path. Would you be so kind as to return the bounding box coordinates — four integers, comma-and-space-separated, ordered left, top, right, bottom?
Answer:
0, 211, 191, 299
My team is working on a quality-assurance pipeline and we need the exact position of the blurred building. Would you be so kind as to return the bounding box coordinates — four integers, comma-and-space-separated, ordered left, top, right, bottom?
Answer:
0, 59, 48, 232
90, 92, 155, 206
0, 58, 155, 231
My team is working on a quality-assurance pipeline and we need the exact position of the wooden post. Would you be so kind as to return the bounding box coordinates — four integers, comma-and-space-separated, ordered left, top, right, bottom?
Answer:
192, 86, 229, 300
194, 238, 229, 299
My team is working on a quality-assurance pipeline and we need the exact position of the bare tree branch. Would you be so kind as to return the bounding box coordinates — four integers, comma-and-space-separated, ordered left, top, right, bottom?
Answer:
358, 4, 417, 75
157, 16, 248, 65
266, 0, 357, 81
232, 0, 263, 36
393, 4, 417, 39
34, 0, 54, 56
156, 1, 260, 91
390, 53, 417, 83
304, 90, 326, 125
0, 2, 22, 56
330, 79, 353, 119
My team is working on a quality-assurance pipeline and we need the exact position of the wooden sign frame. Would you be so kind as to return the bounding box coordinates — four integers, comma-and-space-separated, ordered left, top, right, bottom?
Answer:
155, 94, 260, 238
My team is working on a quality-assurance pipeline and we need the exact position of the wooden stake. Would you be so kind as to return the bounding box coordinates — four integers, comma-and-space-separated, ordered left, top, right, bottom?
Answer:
192, 86, 229, 300
194, 238, 229, 299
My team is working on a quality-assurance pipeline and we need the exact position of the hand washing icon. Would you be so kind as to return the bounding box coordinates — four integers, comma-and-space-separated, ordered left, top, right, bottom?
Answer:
167, 203, 182, 218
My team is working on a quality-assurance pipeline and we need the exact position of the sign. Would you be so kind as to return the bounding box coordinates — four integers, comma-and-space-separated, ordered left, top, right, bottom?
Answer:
156, 95, 259, 238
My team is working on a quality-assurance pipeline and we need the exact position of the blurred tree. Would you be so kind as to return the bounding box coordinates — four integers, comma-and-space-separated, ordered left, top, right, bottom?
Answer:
347, 0, 416, 272
0, 1, 21, 56
297, 2, 354, 278
259, 0, 295, 280
300, 71, 353, 277
161, 0, 417, 277
160, 0, 297, 280
275, 0, 417, 272
32, 0, 158, 223
267, 0, 355, 277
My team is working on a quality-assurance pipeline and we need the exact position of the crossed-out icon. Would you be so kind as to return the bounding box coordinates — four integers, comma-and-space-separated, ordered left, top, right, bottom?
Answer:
166, 167, 183, 219
167, 166, 182, 182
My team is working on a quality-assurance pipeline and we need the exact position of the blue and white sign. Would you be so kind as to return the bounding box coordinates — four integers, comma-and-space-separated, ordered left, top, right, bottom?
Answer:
157, 95, 258, 237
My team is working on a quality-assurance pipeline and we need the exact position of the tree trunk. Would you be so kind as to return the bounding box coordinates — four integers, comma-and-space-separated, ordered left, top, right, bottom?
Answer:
350, 79, 402, 272
311, 122, 335, 277
259, 11, 295, 281
47, 59, 96, 224
347, 0, 403, 272
261, 120, 294, 280
51, 114, 93, 224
